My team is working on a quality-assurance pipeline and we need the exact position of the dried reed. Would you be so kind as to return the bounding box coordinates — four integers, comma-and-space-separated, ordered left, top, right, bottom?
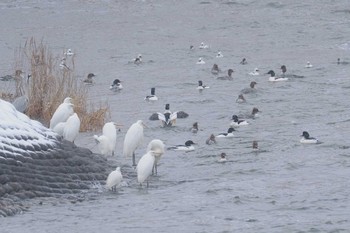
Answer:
13, 37, 109, 131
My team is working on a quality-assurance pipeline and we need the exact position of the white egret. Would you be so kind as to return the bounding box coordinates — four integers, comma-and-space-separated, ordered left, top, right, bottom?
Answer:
106, 167, 123, 191
94, 122, 121, 156
63, 113, 80, 143
123, 120, 146, 166
94, 135, 112, 156
136, 151, 155, 187
146, 139, 165, 175
53, 122, 66, 136
49, 97, 74, 129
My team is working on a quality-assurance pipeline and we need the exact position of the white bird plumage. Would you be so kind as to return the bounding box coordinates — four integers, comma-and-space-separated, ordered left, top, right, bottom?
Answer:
49, 97, 74, 129
136, 151, 155, 187
52, 122, 66, 136
123, 120, 145, 166
146, 139, 165, 175
196, 57, 205, 65
106, 167, 123, 191
249, 68, 260, 76
157, 111, 177, 127
305, 61, 313, 68
64, 49, 74, 56
94, 122, 119, 156
62, 113, 80, 142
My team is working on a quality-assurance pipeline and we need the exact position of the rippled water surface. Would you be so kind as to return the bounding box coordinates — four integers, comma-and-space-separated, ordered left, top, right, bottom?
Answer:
1, 0, 350, 232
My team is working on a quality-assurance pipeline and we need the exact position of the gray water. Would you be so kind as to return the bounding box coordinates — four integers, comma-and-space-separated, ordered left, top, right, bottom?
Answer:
1, 0, 350, 232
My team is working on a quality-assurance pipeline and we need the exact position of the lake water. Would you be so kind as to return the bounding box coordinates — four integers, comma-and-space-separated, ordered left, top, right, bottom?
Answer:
1, 0, 350, 232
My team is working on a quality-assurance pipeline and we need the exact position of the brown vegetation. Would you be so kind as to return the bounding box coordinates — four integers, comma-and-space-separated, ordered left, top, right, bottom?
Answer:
7, 38, 109, 131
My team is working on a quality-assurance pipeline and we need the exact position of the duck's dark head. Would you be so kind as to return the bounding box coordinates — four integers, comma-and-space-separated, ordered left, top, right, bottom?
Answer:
280, 65, 287, 73
227, 127, 235, 133
228, 69, 234, 76
301, 131, 310, 138
231, 115, 239, 121
250, 81, 257, 88
267, 70, 275, 77
87, 73, 95, 79
185, 140, 196, 146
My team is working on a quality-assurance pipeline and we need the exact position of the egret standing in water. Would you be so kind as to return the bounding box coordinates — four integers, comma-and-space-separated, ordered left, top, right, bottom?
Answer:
63, 113, 80, 143
106, 167, 123, 192
123, 120, 146, 166
94, 122, 121, 156
146, 139, 165, 175
49, 97, 74, 129
136, 150, 155, 187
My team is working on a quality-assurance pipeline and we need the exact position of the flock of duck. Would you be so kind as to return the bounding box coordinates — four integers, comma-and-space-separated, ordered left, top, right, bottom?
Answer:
4, 42, 342, 191
50, 43, 328, 190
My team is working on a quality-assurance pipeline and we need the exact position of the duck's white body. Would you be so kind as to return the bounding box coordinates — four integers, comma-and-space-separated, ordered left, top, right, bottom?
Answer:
269, 76, 288, 82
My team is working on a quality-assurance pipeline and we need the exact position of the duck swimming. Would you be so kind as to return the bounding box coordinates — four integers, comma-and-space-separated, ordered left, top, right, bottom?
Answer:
144, 87, 158, 101
191, 122, 199, 133
206, 134, 217, 145
216, 127, 235, 138
249, 68, 260, 76
267, 70, 288, 82
236, 94, 246, 103
83, 73, 95, 84
240, 58, 247, 65
217, 69, 234, 80
197, 57, 205, 65
199, 42, 209, 49
300, 131, 319, 144
168, 140, 196, 151
110, 79, 123, 91
211, 64, 221, 75
305, 61, 313, 68
230, 115, 249, 128
218, 153, 227, 163
241, 81, 257, 94
216, 51, 223, 58
197, 80, 209, 90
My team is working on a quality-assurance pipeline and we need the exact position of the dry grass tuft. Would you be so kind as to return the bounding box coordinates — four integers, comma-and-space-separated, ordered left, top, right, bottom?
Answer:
8, 37, 109, 131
